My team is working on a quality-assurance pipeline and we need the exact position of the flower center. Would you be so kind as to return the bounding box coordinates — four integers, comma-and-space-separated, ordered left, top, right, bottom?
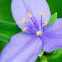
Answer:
36, 31, 42, 36
21, 12, 48, 34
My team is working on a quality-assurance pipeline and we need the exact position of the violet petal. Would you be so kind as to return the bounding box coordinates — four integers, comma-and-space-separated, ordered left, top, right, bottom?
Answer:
43, 18, 62, 52
11, 0, 51, 32
0, 33, 43, 62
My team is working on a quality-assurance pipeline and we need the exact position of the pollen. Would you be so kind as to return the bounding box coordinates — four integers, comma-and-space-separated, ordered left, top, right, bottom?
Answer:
28, 13, 32, 17
36, 31, 42, 36
22, 27, 27, 31
21, 19, 25, 23
36, 32, 39, 36
43, 21, 47, 26
41, 12, 44, 16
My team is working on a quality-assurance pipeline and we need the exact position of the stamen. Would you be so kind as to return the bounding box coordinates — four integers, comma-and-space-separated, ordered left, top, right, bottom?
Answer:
41, 12, 44, 16
36, 31, 42, 36
22, 27, 27, 31
43, 21, 47, 26
21, 19, 25, 23
28, 13, 32, 17
36, 32, 39, 36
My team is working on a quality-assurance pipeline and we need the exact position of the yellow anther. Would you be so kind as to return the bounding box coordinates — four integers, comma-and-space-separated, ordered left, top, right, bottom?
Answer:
43, 21, 47, 26
41, 12, 44, 16
28, 13, 32, 17
36, 31, 42, 36
36, 32, 39, 36
21, 19, 25, 23
22, 27, 27, 31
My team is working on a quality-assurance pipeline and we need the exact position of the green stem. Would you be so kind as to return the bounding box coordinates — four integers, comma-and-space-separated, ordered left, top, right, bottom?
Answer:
39, 50, 44, 57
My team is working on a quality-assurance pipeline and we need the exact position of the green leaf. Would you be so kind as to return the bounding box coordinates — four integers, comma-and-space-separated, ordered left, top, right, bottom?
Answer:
0, 40, 7, 53
0, 21, 21, 37
35, 55, 48, 62
0, 21, 21, 53
40, 56, 48, 62
0, 33, 10, 43
35, 57, 40, 62
45, 49, 62, 62
47, 0, 62, 18
49, 12, 57, 24
35, 51, 44, 62
0, 0, 14, 22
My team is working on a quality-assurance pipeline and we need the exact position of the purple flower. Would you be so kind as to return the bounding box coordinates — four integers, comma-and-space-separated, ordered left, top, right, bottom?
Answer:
0, 0, 62, 62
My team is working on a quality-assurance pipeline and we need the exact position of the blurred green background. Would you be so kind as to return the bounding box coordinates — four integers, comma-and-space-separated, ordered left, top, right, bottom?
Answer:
0, 0, 62, 62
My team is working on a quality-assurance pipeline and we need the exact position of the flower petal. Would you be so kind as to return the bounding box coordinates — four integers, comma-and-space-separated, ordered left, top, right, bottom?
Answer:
11, 0, 51, 32
43, 18, 62, 52
0, 33, 43, 62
